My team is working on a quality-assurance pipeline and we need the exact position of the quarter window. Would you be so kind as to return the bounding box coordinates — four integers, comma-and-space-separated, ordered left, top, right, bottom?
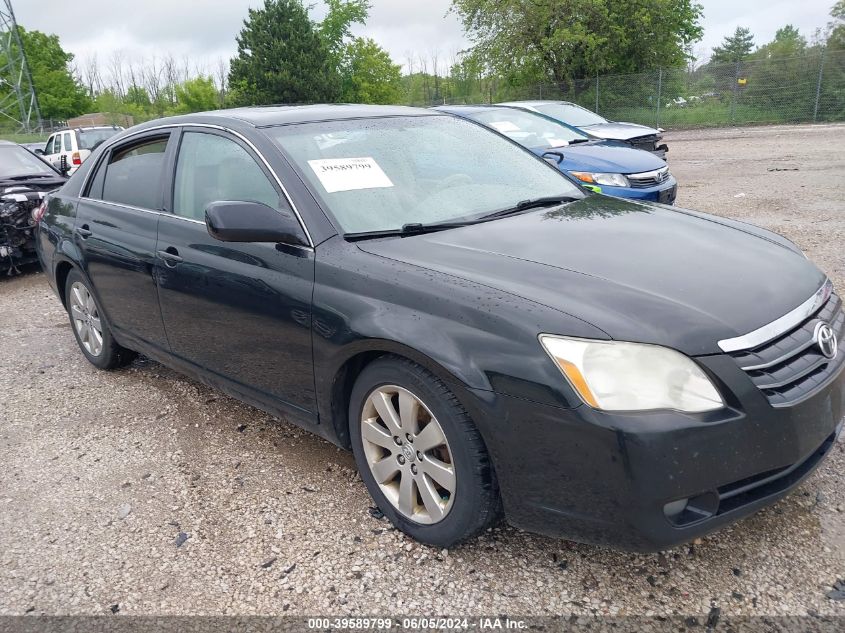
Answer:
173, 131, 281, 221
101, 137, 168, 210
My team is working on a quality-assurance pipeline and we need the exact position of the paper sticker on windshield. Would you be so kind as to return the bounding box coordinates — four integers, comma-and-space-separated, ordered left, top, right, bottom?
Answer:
488, 121, 520, 133
308, 157, 394, 193
547, 139, 570, 148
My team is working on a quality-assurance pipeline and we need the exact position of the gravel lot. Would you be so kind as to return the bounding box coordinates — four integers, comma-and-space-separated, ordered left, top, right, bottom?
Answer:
1, 123, 844, 618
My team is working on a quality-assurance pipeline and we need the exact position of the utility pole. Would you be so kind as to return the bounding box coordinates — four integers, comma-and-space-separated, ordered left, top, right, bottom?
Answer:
0, 0, 42, 133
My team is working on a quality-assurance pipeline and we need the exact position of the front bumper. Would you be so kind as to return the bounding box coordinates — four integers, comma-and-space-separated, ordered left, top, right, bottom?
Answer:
468, 361, 844, 551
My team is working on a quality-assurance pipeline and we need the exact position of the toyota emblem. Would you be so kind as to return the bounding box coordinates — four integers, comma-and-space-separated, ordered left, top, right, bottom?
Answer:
815, 322, 838, 360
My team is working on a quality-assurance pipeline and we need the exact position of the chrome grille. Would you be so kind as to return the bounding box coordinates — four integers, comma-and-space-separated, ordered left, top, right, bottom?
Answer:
627, 166, 670, 189
728, 291, 845, 407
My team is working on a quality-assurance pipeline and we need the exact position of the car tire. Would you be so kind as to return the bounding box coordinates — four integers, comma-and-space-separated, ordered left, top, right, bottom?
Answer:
349, 355, 501, 547
64, 269, 136, 370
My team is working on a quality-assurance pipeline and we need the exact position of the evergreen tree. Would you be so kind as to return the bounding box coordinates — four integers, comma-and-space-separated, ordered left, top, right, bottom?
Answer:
710, 27, 754, 65
228, 0, 340, 106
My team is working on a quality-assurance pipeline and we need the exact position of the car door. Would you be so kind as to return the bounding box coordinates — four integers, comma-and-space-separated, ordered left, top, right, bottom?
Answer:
74, 131, 173, 352
155, 127, 317, 415
43, 134, 57, 168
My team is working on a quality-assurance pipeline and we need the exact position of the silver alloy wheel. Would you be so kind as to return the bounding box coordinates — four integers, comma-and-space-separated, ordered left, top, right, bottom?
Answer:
69, 281, 104, 357
360, 385, 456, 524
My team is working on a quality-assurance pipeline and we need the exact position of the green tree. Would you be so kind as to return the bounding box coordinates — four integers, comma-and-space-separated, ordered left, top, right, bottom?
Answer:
228, 0, 339, 105
710, 27, 754, 64
340, 38, 402, 103
6, 28, 91, 120
449, 0, 703, 89
827, 1, 845, 50
173, 77, 218, 113
319, 0, 370, 68
754, 25, 807, 59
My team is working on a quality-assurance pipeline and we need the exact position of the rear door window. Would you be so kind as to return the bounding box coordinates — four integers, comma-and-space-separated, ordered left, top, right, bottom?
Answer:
101, 136, 169, 210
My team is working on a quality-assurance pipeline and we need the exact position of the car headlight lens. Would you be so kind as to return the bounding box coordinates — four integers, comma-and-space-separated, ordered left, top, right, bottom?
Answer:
539, 335, 724, 412
570, 172, 629, 188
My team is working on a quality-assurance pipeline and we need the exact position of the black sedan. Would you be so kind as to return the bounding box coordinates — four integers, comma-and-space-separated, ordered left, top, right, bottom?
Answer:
34, 106, 843, 551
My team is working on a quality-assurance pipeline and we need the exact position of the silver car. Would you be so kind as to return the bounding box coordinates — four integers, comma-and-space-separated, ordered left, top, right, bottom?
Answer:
499, 100, 667, 159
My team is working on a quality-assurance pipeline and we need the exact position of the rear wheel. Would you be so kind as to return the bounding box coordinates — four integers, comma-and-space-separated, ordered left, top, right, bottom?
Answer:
349, 356, 501, 547
65, 269, 136, 369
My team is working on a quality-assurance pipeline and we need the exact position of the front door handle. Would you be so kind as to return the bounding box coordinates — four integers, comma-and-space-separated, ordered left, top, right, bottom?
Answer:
156, 248, 183, 268
75, 224, 92, 239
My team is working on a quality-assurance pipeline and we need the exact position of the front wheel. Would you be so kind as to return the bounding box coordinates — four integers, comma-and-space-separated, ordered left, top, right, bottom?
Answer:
349, 356, 501, 547
65, 269, 136, 370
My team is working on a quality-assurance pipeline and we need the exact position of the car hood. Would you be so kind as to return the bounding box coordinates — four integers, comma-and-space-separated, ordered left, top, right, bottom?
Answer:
356, 196, 825, 355
580, 122, 660, 140
529, 141, 666, 175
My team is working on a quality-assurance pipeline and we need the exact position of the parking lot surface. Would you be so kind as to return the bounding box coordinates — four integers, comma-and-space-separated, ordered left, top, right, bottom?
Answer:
1, 123, 844, 617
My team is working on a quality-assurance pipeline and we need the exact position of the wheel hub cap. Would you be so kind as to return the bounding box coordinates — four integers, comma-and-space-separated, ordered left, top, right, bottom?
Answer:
69, 281, 104, 357
360, 385, 456, 524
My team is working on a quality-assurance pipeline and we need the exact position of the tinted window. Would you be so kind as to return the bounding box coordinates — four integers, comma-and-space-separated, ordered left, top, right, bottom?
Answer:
78, 128, 121, 150
86, 156, 107, 199
0, 145, 56, 178
173, 132, 280, 221
270, 116, 582, 234
101, 137, 168, 209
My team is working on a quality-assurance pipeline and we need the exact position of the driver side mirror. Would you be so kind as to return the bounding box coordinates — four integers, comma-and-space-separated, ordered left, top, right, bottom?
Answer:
34, 148, 44, 155
205, 200, 309, 246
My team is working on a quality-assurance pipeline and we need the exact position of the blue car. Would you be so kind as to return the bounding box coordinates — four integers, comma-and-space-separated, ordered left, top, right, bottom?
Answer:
434, 105, 677, 204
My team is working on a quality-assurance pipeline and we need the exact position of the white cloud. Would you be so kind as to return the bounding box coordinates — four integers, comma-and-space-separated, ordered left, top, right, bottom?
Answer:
13, 0, 836, 76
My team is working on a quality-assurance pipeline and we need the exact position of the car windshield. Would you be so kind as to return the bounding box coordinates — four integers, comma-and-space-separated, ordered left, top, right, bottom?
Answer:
534, 103, 608, 127
77, 128, 121, 150
0, 145, 56, 178
464, 108, 589, 149
268, 115, 582, 234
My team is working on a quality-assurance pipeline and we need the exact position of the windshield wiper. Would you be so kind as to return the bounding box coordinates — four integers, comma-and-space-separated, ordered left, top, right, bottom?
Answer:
345, 220, 477, 241
478, 195, 579, 221
2, 174, 59, 180
345, 195, 580, 241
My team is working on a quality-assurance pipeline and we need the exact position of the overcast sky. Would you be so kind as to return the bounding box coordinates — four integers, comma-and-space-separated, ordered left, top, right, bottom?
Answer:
14, 0, 838, 77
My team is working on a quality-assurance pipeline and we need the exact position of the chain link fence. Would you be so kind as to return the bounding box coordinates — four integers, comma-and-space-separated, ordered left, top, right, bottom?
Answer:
433, 49, 845, 129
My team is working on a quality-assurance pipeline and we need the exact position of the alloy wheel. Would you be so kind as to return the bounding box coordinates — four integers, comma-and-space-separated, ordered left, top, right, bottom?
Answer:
360, 385, 456, 524
69, 281, 104, 357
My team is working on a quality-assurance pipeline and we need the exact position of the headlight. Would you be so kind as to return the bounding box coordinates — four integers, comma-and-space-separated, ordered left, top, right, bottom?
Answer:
570, 172, 629, 188
539, 335, 724, 412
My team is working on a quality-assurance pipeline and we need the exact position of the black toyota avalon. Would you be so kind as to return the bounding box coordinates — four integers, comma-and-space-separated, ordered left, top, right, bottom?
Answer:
34, 106, 843, 551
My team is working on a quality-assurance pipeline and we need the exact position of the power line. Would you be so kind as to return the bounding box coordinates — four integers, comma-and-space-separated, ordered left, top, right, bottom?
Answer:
0, 0, 42, 132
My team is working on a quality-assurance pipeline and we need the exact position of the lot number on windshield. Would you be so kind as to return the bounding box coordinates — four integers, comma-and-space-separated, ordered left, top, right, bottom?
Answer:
308, 157, 394, 193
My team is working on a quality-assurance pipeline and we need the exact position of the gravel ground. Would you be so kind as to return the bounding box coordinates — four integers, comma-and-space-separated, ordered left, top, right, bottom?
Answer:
1, 123, 844, 618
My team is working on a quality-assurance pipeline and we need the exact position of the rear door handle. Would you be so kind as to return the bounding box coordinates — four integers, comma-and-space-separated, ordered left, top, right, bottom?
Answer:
75, 225, 92, 238
156, 248, 183, 267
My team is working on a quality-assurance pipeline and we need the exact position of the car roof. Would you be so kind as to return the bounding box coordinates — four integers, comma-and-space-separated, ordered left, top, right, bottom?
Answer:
433, 105, 512, 114
498, 100, 576, 107
132, 104, 439, 131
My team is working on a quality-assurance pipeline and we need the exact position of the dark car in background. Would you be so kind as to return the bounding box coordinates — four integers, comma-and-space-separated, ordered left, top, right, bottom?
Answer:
436, 105, 676, 204
34, 106, 843, 551
0, 140, 66, 274
500, 100, 668, 158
